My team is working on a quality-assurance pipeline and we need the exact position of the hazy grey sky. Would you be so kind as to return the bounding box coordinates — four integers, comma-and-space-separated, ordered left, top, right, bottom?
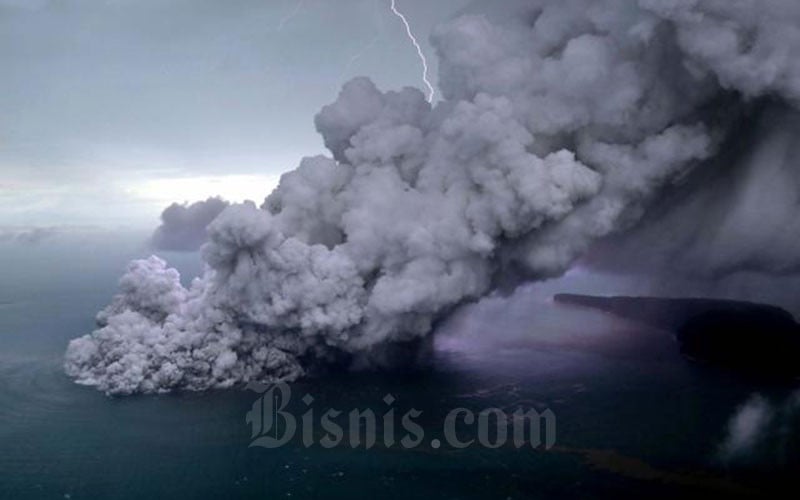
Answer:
0, 0, 470, 227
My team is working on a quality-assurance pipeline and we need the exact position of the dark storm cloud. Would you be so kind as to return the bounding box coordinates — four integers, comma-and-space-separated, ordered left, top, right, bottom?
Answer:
151, 197, 230, 252
584, 105, 800, 279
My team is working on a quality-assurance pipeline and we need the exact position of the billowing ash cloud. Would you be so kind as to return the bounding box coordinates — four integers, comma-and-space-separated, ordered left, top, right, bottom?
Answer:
150, 197, 230, 252
66, 0, 800, 394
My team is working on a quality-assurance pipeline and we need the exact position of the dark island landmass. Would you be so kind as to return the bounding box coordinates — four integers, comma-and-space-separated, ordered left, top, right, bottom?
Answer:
554, 294, 800, 379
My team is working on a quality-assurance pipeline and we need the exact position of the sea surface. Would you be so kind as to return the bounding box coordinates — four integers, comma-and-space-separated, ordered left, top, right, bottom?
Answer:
0, 234, 796, 499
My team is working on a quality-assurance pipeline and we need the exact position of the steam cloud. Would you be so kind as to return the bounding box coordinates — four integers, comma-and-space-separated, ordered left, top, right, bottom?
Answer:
66, 0, 800, 394
150, 197, 231, 252
719, 392, 800, 465
719, 394, 775, 461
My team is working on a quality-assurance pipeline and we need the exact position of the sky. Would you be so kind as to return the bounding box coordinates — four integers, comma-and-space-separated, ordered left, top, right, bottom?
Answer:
0, 0, 471, 229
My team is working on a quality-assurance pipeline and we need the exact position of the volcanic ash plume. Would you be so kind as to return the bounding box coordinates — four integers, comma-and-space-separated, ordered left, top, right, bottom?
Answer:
66, 0, 800, 394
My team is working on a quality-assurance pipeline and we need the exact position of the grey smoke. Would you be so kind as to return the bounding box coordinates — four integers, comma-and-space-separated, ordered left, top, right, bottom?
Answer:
66, 0, 800, 394
150, 197, 230, 252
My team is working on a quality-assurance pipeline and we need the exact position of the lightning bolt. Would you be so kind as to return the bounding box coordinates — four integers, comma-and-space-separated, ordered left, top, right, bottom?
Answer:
389, 0, 435, 103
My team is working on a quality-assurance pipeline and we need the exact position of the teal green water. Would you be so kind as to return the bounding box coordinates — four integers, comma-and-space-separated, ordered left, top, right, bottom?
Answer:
0, 238, 795, 498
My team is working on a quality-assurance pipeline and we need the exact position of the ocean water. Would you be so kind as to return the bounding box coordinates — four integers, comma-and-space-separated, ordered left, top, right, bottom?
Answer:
0, 234, 796, 499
